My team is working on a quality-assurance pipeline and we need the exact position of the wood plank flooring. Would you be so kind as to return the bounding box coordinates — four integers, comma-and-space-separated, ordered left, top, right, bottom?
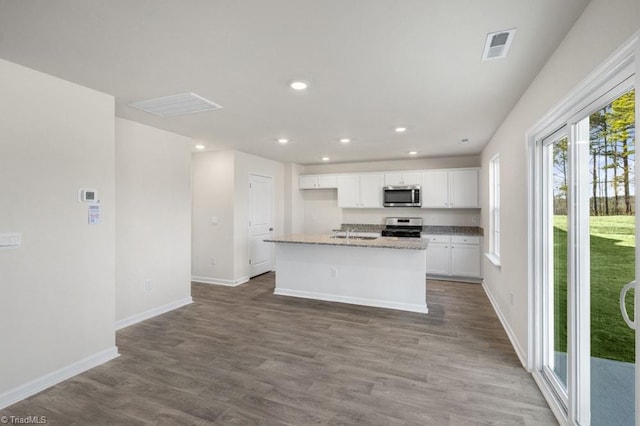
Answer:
1, 273, 557, 425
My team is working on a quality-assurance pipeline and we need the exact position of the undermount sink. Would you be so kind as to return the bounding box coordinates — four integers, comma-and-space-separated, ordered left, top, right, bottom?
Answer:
331, 235, 378, 240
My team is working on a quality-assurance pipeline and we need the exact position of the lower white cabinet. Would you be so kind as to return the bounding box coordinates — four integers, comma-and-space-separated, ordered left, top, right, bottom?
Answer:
423, 234, 481, 280
424, 235, 450, 276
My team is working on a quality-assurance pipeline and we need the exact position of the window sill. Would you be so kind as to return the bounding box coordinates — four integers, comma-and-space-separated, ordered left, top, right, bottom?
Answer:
485, 253, 501, 268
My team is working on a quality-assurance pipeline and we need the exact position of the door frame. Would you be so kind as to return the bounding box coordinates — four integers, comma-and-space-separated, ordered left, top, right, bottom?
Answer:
527, 33, 638, 425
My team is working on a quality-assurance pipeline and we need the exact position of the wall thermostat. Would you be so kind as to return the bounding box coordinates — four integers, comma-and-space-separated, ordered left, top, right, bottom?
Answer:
78, 188, 98, 203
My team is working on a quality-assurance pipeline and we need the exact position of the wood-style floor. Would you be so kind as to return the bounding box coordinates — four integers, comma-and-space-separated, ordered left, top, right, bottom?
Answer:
1, 273, 557, 425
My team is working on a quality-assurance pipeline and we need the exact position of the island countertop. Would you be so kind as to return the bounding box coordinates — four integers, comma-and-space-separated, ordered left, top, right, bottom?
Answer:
264, 234, 428, 250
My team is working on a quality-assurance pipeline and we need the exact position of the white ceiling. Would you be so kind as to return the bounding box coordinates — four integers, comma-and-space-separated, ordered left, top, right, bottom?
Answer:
0, 0, 590, 165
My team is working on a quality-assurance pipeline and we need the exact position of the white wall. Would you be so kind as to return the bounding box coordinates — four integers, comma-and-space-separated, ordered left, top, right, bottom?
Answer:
191, 151, 236, 283
302, 155, 480, 174
480, 0, 639, 363
283, 163, 305, 235
298, 156, 481, 233
115, 118, 192, 325
191, 150, 285, 283
0, 59, 117, 400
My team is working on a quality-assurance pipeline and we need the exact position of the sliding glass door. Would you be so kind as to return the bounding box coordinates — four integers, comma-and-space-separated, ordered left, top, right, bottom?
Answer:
537, 85, 636, 424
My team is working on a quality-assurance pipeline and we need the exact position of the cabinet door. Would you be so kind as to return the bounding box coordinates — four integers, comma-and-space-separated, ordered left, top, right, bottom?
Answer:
426, 243, 451, 276
317, 175, 338, 188
299, 175, 318, 189
450, 244, 481, 277
359, 174, 384, 207
384, 172, 403, 186
450, 169, 479, 208
401, 172, 423, 185
421, 171, 449, 208
337, 175, 360, 207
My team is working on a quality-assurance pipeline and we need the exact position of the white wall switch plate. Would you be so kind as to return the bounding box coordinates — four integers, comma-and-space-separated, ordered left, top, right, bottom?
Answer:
0, 232, 22, 250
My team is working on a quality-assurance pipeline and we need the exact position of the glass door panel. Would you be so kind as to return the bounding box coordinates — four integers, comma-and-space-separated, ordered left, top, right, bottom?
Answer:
587, 89, 636, 426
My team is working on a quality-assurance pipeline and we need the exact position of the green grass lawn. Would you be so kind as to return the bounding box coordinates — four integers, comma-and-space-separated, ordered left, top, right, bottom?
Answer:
554, 215, 635, 362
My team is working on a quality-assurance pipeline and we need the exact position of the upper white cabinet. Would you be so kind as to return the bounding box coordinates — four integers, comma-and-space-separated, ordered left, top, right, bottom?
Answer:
337, 174, 384, 208
421, 170, 449, 208
384, 172, 422, 186
421, 168, 479, 208
299, 174, 338, 189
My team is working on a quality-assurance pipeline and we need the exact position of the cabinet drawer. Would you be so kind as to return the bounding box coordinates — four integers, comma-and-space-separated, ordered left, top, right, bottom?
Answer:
422, 235, 450, 244
451, 235, 480, 245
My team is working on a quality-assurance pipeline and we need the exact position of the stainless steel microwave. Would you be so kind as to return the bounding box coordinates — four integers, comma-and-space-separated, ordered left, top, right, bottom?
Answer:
383, 185, 421, 207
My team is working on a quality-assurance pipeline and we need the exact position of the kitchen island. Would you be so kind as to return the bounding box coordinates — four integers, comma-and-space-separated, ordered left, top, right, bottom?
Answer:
264, 234, 428, 313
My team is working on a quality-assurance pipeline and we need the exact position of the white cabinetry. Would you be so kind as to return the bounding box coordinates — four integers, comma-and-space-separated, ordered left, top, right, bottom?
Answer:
299, 174, 338, 189
421, 171, 449, 208
421, 168, 479, 208
337, 174, 384, 208
423, 234, 481, 280
450, 236, 481, 278
384, 172, 422, 186
424, 235, 450, 276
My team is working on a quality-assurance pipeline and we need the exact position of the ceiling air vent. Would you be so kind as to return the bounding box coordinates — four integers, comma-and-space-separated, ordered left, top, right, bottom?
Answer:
482, 28, 516, 61
129, 92, 222, 117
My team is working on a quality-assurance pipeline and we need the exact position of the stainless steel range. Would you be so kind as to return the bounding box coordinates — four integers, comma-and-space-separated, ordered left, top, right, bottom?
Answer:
381, 217, 423, 238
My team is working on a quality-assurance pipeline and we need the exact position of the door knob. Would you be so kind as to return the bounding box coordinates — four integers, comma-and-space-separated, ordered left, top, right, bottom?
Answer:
269, 227, 273, 231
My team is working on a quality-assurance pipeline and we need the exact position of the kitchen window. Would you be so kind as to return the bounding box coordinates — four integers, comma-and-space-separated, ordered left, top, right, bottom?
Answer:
487, 154, 500, 266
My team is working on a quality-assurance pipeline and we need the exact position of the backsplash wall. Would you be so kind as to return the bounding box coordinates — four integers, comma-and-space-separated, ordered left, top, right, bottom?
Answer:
342, 208, 480, 227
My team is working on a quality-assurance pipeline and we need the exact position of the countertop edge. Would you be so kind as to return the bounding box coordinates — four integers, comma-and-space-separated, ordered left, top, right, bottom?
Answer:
264, 236, 428, 250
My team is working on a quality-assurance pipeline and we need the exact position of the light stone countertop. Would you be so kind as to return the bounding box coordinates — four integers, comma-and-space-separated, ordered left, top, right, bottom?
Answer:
264, 234, 428, 250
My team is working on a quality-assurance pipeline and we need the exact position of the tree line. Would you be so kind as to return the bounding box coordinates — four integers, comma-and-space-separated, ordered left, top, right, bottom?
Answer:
553, 89, 635, 216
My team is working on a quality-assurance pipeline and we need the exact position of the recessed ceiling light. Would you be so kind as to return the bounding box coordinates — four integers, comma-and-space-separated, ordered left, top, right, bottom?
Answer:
195, 144, 205, 150
408, 151, 418, 155
460, 138, 470, 144
321, 156, 330, 161
395, 127, 407, 133
339, 138, 351, 143
290, 80, 309, 90
277, 138, 289, 144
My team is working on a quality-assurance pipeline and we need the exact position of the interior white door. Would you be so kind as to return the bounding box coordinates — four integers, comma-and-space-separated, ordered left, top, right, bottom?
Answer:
249, 174, 273, 277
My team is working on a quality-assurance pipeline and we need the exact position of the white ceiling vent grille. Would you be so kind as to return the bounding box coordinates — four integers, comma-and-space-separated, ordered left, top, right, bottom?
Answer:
129, 92, 222, 117
482, 28, 516, 61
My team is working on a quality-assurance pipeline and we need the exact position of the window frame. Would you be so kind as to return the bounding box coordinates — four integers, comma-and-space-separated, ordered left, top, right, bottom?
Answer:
486, 153, 501, 267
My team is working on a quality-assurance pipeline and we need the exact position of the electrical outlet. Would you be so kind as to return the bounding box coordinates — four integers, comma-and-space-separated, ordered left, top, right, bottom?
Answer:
144, 279, 152, 292
471, 215, 478, 224
330, 267, 338, 278
210, 257, 216, 265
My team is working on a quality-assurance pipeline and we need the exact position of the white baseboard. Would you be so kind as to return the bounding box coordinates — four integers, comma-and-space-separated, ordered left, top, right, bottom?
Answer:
191, 275, 249, 287
115, 297, 193, 330
274, 288, 429, 314
427, 274, 482, 284
481, 280, 528, 368
0, 346, 119, 410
